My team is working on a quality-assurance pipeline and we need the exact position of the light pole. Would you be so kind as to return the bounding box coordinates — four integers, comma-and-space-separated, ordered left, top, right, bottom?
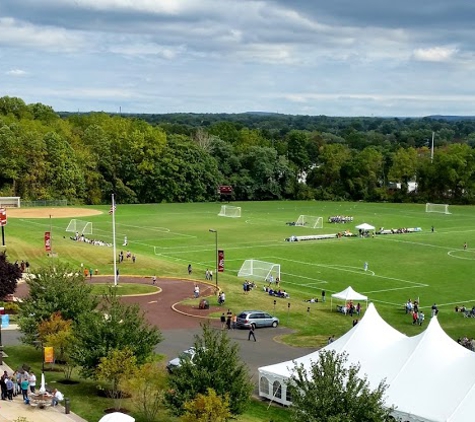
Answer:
209, 229, 218, 289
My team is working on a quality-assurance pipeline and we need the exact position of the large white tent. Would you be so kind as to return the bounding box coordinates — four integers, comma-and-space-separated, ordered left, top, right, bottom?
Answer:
355, 222, 375, 231
330, 285, 368, 311
258, 303, 475, 422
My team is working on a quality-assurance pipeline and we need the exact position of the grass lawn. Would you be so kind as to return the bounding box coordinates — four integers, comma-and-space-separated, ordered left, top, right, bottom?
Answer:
89, 283, 159, 296
5, 200, 475, 342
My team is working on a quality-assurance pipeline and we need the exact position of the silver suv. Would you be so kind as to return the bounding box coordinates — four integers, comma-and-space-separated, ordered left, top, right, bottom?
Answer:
236, 310, 279, 329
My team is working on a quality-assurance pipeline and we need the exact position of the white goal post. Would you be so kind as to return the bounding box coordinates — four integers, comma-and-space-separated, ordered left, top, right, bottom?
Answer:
295, 215, 323, 228
238, 259, 281, 282
425, 203, 450, 214
218, 205, 242, 218
65, 219, 93, 235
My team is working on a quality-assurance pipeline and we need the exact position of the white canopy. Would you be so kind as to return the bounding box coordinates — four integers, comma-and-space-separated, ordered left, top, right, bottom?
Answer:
330, 286, 368, 311
331, 286, 368, 302
99, 413, 135, 422
355, 222, 375, 231
258, 303, 475, 422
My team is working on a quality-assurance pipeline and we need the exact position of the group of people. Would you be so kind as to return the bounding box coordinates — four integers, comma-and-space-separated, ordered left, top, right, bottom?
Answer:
70, 232, 112, 247
242, 280, 256, 294
263, 286, 289, 298
204, 268, 213, 281
13, 260, 30, 273
457, 336, 475, 352
328, 215, 354, 223
220, 309, 237, 330
337, 301, 361, 316
455, 304, 475, 318
118, 250, 136, 263
0, 369, 64, 406
404, 299, 427, 326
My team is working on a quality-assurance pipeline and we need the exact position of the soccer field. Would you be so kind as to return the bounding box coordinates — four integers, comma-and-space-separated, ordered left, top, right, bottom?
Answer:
5, 200, 475, 339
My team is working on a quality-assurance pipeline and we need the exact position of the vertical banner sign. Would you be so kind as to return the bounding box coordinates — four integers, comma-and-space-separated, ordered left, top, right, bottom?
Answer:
0, 208, 6, 226
0, 208, 6, 246
218, 250, 224, 272
44, 231, 51, 252
44, 346, 54, 363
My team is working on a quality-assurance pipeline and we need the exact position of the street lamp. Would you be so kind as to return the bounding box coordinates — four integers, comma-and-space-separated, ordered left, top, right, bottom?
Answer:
209, 229, 218, 289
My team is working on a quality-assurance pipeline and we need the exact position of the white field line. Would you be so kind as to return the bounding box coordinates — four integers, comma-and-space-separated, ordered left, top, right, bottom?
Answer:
271, 257, 428, 288
447, 250, 475, 261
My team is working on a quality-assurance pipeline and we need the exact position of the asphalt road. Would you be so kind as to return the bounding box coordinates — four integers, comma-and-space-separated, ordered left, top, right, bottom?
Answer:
2, 326, 315, 389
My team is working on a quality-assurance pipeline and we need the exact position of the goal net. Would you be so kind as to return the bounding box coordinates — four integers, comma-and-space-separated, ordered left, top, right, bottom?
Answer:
295, 215, 323, 228
238, 259, 281, 282
65, 219, 93, 235
425, 203, 450, 214
218, 205, 241, 218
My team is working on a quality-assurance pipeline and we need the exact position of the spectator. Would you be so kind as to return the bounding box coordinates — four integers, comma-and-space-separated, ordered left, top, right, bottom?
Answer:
51, 388, 64, 407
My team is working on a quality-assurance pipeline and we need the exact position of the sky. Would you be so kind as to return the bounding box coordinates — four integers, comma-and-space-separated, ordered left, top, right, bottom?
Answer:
1, 0, 475, 117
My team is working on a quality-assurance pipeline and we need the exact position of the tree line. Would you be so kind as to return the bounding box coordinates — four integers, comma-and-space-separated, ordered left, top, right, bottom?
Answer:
2, 95, 475, 204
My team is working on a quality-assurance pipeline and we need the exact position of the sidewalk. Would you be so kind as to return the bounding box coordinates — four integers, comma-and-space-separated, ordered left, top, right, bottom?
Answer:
0, 361, 87, 422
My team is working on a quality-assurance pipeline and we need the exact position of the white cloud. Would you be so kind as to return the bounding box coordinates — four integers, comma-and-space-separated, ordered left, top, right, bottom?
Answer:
0, 17, 87, 52
412, 46, 458, 62
6, 69, 27, 76
0, 1, 474, 115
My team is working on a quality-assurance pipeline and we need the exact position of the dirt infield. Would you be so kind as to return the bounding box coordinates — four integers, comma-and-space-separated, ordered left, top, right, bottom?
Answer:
15, 276, 220, 330
7, 207, 103, 219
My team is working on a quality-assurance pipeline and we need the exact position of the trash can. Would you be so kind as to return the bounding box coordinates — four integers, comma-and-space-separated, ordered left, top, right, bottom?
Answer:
64, 397, 70, 414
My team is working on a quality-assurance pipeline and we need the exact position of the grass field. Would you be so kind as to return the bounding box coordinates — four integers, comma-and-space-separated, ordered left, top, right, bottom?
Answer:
4, 200, 475, 343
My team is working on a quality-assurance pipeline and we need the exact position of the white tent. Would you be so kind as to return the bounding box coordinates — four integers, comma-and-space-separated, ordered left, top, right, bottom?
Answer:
330, 286, 368, 311
355, 222, 375, 231
258, 303, 475, 422
99, 413, 135, 422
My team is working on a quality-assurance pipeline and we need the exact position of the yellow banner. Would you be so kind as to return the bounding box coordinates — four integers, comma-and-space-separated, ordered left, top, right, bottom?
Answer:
44, 347, 54, 363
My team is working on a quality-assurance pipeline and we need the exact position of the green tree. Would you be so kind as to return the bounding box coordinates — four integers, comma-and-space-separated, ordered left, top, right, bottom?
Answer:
166, 323, 252, 416
120, 362, 169, 422
97, 347, 137, 410
72, 287, 162, 377
182, 388, 232, 422
0, 252, 22, 300
287, 350, 394, 422
388, 147, 418, 187
18, 264, 98, 345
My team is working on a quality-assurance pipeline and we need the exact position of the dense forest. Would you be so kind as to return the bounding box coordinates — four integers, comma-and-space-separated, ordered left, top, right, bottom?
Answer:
2, 95, 475, 205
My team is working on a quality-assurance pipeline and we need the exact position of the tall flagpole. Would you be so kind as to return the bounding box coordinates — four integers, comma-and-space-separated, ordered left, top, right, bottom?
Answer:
112, 194, 118, 286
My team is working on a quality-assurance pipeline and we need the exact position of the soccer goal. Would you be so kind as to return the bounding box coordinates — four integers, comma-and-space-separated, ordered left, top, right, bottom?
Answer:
237, 259, 281, 282
295, 215, 323, 228
218, 205, 241, 218
65, 219, 93, 235
425, 203, 451, 214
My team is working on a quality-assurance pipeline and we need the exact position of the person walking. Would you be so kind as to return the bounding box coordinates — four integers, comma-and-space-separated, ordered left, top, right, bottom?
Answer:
248, 324, 256, 341
321, 289, 326, 303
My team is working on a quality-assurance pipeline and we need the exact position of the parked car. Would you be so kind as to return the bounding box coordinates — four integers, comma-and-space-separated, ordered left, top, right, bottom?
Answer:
236, 310, 279, 329
166, 347, 196, 373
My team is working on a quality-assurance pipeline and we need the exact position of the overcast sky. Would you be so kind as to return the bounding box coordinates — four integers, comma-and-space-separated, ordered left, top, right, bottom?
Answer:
1, 0, 474, 116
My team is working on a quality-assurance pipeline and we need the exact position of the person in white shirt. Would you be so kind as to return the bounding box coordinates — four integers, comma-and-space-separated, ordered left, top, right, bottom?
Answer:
51, 388, 64, 406
29, 372, 36, 393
